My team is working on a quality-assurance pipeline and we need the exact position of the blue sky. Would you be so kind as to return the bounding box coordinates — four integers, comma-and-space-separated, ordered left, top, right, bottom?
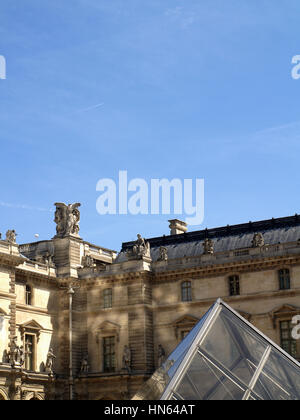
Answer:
0, 0, 300, 251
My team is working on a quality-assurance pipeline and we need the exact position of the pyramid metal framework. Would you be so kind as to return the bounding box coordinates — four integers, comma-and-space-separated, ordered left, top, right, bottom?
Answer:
156, 300, 300, 400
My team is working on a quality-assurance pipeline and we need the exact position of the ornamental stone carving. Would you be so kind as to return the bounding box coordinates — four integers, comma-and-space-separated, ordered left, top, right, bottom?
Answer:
82, 254, 95, 268
252, 233, 264, 248
6, 230, 17, 244
9, 336, 22, 368
54, 203, 81, 238
127, 234, 151, 260
203, 238, 214, 255
80, 353, 89, 374
158, 344, 166, 366
122, 346, 131, 373
45, 348, 56, 376
35, 252, 54, 267
157, 246, 168, 262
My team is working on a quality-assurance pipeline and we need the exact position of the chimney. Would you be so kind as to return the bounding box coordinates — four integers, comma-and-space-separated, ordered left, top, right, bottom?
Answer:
168, 219, 188, 235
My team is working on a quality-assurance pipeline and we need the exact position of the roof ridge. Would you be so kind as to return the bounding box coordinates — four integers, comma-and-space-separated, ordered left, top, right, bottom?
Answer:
122, 214, 300, 250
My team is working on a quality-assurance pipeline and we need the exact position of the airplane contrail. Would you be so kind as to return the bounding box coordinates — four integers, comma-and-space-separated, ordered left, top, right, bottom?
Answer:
74, 102, 104, 114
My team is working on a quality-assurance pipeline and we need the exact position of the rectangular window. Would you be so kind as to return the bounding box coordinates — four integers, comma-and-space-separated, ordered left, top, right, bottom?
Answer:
103, 336, 115, 373
25, 285, 32, 306
25, 334, 34, 371
280, 321, 297, 359
279, 269, 291, 290
229, 276, 240, 296
103, 289, 112, 309
181, 282, 192, 302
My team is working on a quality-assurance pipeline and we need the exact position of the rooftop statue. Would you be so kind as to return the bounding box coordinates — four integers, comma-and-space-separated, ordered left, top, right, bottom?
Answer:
158, 246, 168, 262
6, 230, 17, 244
127, 234, 151, 260
203, 238, 214, 255
54, 203, 81, 238
252, 232, 265, 248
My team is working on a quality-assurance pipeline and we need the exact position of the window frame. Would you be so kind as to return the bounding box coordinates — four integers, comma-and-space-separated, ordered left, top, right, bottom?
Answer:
278, 269, 291, 291
24, 333, 36, 372
279, 320, 297, 359
103, 288, 113, 309
229, 275, 240, 297
181, 281, 192, 302
25, 284, 33, 306
103, 336, 116, 373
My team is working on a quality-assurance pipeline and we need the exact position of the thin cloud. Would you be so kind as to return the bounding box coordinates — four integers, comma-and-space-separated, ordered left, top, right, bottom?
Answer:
254, 120, 300, 136
0, 202, 53, 212
72, 102, 104, 115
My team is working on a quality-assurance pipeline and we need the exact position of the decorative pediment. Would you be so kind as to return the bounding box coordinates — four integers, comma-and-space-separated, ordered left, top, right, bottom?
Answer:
269, 304, 300, 328
19, 320, 44, 341
95, 321, 121, 342
171, 315, 199, 339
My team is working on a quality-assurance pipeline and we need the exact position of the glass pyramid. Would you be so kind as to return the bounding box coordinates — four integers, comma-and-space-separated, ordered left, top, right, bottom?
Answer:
134, 299, 300, 401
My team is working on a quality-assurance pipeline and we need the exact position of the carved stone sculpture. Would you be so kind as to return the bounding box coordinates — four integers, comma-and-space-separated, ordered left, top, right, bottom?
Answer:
46, 348, 56, 375
203, 238, 214, 255
122, 346, 131, 373
80, 353, 89, 374
19, 346, 25, 367
54, 203, 81, 238
158, 344, 166, 367
158, 246, 168, 262
44, 252, 54, 266
35, 252, 54, 267
252, 233, 264, 248
127, 234, 151, 260
9, 336, 22, 367
6, 230, 17, 244
82, 255, 95, 268
2, 349, 9, 364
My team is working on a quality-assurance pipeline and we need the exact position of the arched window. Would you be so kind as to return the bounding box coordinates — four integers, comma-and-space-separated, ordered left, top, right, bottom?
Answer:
229, 275, 240, 296
26, 285, 32, 306
181, 281, 192, 302
103, 288, 112, 309
278, 269, 291, 290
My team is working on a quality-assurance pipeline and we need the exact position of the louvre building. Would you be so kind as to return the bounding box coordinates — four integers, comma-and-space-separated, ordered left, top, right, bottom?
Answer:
0, 205, 299, 400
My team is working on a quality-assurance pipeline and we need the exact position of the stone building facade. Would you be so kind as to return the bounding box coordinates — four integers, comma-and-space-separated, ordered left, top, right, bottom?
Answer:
0, 205, 299, 400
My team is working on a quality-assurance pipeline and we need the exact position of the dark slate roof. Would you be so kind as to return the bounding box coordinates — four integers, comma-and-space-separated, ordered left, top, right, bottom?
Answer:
116, 215, 300, 263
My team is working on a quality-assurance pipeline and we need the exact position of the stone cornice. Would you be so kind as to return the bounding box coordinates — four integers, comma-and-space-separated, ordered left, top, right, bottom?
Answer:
0, 252, 25, 268
0, 291, 16, 300
84, 271, 152, 289
16, 304, 57, 318
15, 267, 60, 288
78, 253, 300, 289
151, 254, 300, 283
153, 288, 300, 313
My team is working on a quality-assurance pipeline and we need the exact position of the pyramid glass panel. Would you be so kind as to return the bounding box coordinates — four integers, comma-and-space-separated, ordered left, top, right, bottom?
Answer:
164, 304, 214, 382
133, 299, 300, 400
